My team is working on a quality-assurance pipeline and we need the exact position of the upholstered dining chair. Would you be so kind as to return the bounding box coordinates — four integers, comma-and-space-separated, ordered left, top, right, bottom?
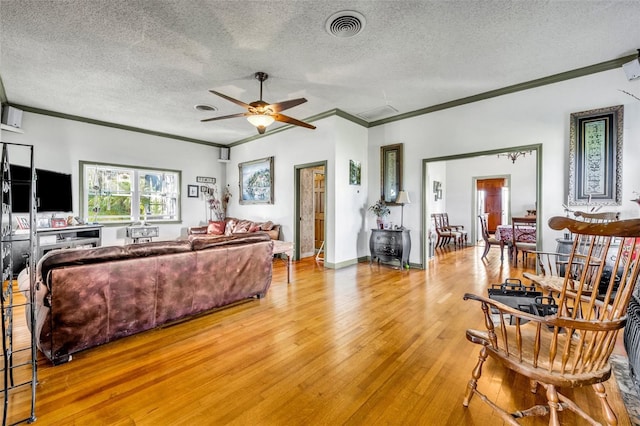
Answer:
511, 216, 537, 266
478, 214, 503, 262
463, 216, 640, 425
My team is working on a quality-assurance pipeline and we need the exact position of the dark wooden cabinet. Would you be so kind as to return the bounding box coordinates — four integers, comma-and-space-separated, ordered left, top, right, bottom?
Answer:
370, 229, 411, 268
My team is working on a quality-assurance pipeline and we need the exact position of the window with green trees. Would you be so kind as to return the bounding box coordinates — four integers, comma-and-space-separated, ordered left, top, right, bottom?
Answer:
81, 162, 180, 223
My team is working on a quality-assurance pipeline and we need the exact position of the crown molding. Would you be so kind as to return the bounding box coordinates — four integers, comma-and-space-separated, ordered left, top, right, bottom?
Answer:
5, 103, 226, 147
1, 52, 635, 146
370, 53, 638, 127
228, 108, 368, 147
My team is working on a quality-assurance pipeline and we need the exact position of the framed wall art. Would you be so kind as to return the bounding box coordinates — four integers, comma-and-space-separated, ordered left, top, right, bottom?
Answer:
568, 105, 623, 206
433, 181, 442, 201
380, 143, 403, 204
239, 156, 274, 204
187, 185, 199, 198
349, 160, 361, 185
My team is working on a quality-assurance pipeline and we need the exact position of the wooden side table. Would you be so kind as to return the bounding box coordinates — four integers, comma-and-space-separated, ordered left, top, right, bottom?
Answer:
370, 229, 411, 269
273, 240, 294, 283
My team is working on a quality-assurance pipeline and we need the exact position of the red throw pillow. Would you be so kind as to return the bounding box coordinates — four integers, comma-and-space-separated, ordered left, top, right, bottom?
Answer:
249, 223, 260, 232
207, 221, 225, 235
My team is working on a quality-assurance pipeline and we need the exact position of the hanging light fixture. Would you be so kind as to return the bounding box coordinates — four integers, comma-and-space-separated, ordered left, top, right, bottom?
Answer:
246, 114, 275, 128
497, 150, 532, 163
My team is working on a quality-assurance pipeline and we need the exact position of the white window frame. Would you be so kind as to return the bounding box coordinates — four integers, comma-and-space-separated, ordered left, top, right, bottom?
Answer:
80, 161, 181, 224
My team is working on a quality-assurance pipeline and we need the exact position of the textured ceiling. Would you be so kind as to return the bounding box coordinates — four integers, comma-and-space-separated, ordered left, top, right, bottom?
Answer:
1, 0, 639, 146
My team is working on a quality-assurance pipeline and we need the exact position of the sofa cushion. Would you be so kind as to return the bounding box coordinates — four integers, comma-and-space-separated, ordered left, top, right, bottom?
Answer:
38, 241, 193, 284
190, 233, 271, 251
261, 221, 274, 231
207, 220, 226, 235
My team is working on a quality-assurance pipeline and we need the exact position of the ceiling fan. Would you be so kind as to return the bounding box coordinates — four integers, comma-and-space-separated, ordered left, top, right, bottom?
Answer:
201, 72, 316, 134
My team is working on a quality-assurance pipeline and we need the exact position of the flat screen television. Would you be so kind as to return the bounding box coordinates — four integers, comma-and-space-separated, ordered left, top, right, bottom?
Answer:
9, 165, 73, 213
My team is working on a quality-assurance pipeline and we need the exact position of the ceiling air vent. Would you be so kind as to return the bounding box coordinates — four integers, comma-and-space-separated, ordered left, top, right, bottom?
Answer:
357, 105, 399, 121
325, 11, 366, 38
194, 104, 217, 112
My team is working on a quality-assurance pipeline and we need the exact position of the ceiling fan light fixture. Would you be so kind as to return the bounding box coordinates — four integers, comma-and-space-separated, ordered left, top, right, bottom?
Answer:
247, 114, 275, 128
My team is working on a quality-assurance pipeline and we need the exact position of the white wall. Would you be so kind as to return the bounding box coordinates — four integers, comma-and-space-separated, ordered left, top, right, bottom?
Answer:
4, 67, 639, 267
436, 152, 537, 237
369, 68, 640, 266
1, 112, 224, 246
226, 115, 368, 267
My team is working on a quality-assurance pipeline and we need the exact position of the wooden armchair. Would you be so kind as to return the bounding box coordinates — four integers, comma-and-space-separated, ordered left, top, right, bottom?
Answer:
463, 216, 640, 425
574, 210, 620, 223
442, 213, 467, 246
431, 213, 462, 248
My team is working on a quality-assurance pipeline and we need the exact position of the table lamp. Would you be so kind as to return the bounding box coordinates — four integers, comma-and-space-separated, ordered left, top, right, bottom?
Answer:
396, 190, 411, 229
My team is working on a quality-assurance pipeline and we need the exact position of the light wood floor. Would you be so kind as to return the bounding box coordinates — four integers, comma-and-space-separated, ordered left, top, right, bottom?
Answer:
7, 244, 632, 425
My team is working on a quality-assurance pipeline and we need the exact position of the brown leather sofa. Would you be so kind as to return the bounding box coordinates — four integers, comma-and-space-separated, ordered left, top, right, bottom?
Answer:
32, 233, 273, 365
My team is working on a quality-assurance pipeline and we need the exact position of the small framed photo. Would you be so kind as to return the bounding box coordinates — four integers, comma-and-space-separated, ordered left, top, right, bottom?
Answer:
187, 185, 199, 198
200, 185, 208, 193
51, 218, 67, 228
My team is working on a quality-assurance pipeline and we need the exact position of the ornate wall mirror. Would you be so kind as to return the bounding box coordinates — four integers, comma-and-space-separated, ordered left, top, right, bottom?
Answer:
380, 143, 403, 205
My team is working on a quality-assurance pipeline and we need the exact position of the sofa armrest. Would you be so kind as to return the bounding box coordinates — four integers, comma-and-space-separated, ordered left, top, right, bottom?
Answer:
188, 225, 208, 235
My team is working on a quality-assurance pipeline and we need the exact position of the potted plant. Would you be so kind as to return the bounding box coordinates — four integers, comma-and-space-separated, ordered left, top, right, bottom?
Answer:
368, 199, 390, 229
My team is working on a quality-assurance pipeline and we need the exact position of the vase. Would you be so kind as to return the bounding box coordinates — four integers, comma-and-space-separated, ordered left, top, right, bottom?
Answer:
376, 217, 385, 229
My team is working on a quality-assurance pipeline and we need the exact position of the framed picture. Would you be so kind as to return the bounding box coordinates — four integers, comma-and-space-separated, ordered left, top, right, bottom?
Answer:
187, 185, 199, 198
380, 143, 403, 204
349, 160, 361, 185
568, 105, 623, 206
51, 218, 67, 228
239, 156, 274, 204
433, 181, 442, 201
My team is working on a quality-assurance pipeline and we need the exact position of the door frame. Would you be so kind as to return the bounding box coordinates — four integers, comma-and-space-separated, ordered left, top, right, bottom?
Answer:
422, 143, 542, 268
473, 174, 510, 242
294, 160, 327, 261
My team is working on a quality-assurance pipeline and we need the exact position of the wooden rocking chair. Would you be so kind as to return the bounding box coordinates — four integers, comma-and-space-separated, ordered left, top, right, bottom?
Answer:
463, 216, 640, 425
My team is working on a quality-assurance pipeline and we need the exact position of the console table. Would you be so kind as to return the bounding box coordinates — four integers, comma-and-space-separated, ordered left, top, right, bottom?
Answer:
126, 225, 159, 244
370, 228, 411, 269
11, 224, 103, 274
36, 224, 103, 260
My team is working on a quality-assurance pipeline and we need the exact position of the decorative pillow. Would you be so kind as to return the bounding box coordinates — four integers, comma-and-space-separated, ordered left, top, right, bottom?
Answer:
249, 223, 261, 233
233, 219, 252, 233
261, 221, 274, 231
224, 219, 237, 236
207, 221, 226, 235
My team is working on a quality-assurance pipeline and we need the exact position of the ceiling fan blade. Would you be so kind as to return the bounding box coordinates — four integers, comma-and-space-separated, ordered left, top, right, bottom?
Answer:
273, 113, 316, 130
269, 98, 307, 113
208, 90, 252, 109
200, 112, 249, 122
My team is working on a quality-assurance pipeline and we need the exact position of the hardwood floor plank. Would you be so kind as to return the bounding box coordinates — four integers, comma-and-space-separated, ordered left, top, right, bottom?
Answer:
6, 244, 633, 425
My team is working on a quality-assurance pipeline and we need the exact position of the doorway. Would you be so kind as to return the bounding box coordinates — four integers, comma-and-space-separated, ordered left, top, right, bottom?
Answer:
476, 177, 508, 237
422, 144, 541, 268
296, 163, 326, 259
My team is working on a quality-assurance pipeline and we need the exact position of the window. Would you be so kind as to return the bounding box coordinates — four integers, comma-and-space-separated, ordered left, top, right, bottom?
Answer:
81, 162, 180, 223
